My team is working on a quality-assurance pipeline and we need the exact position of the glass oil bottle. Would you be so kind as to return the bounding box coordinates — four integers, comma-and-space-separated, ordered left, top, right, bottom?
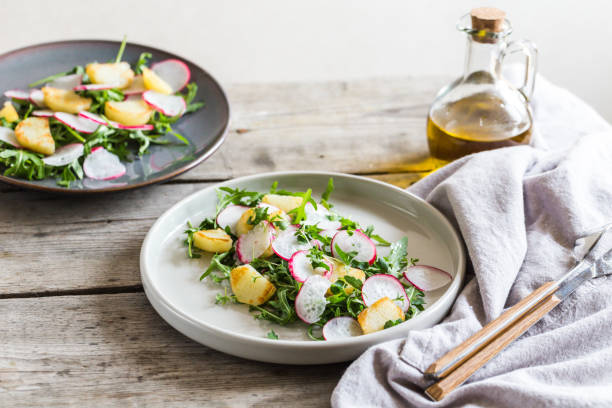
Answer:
427, 7, 537, 167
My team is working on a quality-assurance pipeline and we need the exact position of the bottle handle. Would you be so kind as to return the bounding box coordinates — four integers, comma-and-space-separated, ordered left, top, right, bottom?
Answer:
498, 39, 538, 100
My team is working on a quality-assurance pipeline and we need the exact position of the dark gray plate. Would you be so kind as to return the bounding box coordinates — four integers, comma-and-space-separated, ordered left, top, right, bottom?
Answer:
0, 40, 229, 193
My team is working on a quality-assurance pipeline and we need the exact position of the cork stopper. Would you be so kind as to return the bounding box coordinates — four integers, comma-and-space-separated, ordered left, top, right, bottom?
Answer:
470, 7, 506, 43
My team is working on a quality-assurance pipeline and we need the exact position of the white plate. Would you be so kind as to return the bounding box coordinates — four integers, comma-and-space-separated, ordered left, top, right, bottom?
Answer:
140, 171, 465, 364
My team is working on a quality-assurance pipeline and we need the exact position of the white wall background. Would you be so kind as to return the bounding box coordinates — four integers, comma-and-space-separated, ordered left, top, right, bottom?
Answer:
5, 0, 612, 120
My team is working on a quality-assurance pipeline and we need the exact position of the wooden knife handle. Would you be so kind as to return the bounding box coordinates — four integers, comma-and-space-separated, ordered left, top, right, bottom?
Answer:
425, 281, 558, 379
425, 292, 561, 401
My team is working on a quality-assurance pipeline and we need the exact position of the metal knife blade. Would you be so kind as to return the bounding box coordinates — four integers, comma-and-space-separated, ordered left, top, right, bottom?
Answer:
556, 225, 612, 300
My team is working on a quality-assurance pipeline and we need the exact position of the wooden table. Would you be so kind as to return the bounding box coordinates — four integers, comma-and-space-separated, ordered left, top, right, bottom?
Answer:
0, 76, 446, 407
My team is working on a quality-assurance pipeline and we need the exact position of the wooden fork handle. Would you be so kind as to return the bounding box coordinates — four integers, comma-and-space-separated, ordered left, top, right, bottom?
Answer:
425, 292, 561, 401
425, 281, 558, 379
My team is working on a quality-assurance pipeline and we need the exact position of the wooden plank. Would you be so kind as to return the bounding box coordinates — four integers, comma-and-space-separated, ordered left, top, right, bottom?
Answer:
0, 292, 347, 407
0, 183, 209, 295
176, 77, 445, 180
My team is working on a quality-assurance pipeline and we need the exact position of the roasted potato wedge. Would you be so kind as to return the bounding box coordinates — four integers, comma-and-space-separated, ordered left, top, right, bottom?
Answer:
193, 229, 233, 253
86, 62, 134, 89
104, 98, 153, 126
42, 87, 92, 114
15, 117, 54, 155
327, 260, 366, 295
142, 67, 173, 95
235, 207, 288, 236
0, 101, 18, 122
262, 194, 303, 213
229, 264, 276, 306
357, 297, 405, 335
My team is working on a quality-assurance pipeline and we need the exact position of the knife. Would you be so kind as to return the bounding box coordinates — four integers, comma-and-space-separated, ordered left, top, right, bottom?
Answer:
424, 223, 612, 401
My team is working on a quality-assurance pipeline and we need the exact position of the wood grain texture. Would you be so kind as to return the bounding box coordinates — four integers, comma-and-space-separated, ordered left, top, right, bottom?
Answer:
0, 183, 212, 296
425, 293, 562, 401
425, 281, 558, 378
0, 292, 347, 407
177, 77, 445, 180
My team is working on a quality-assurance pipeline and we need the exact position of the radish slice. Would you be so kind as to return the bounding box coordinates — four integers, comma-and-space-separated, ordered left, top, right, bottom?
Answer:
74, 83, 116, 91
289, 250, 333, 283
216, 205, 249, 234
42, 143, 84, 166
29, 89, 46, 107
78, 111, 119, 128
4, 90, 30, 100
151, 59, 191, 92
302, 203, 342, 230
83, 147, 126, 180
331, 230, 377, 264
32, 110, 54, 118
362, 274, 410, 312
47, 73, 82, 90
236, 221, 274, 264
271, 225, 312, 260
294, 275, 331, 324
0, 127, 21, 148
54, 112, 99, 134
78, 111, 151, 131
142, 91, 186, 117
123, 75, 146, 95
118, 123, 154, 131
403, 265, 452, 291
322, 317, 362, 340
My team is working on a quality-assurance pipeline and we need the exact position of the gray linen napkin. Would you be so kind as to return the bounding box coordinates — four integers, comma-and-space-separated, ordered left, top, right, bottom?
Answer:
331, 74, 612, 407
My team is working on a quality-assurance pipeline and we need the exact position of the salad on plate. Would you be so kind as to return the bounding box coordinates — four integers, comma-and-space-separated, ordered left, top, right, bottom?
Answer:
0, 37, 204, 187
185, 179, 452, 341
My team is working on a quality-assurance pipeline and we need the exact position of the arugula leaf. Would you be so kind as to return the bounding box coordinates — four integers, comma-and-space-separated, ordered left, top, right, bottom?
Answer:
57, 159, 84, 187
343, 275, 363, 290
307, 247, 330, 271
215, 288, 236, 305
405, 284, 426, 318
247, 206, 269, 226
383, 318, 404, 329
266, 330, 279, 340
134, 52, 152, 74
321, 177, 334, 209
215, 187, 264, 215
184, 221, 201, 258
200, 252, 232, 281
333, 243, 358, 266
198, 217, 216, 230
0, 149, 46, 180
288, 188, 312, 224
362, 225, 391, 246
386, 237, 408, 276
270, 215, 289, 230
28, 65, 84, 88
307, 324, 325, 341
181, 83, 205, 113
115, 35, 127, 63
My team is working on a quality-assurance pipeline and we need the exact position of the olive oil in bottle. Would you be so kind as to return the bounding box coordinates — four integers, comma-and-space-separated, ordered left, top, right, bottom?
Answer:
427, 92, 532, 166
427, 7, 537, 167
